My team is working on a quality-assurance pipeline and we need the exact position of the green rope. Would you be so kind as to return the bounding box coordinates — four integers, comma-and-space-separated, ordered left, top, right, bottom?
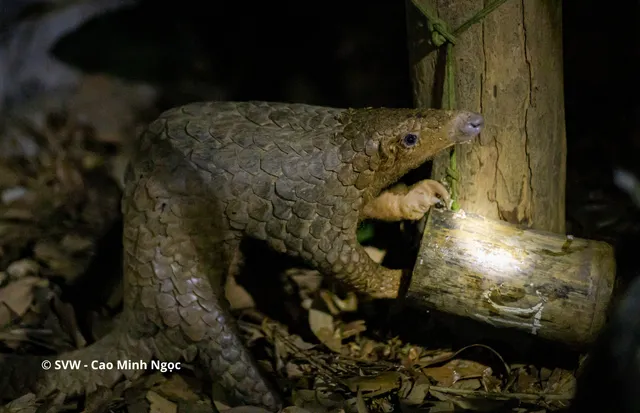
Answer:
410, 0, 511, 211
453, 0, 512, 36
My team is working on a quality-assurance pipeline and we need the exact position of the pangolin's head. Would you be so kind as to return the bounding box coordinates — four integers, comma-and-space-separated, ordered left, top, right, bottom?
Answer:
340, 107, 484, 190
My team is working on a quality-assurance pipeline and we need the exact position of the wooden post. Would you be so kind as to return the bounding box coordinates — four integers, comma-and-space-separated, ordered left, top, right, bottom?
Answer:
405, 0, 566, 233
402, 2, 617, 344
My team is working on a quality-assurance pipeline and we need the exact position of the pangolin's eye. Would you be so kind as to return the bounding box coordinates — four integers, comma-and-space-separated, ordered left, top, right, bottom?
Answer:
402, 133, 419, 147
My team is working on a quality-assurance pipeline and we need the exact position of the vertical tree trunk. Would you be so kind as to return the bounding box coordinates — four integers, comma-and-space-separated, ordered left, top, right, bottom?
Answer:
405, 0, 566, 233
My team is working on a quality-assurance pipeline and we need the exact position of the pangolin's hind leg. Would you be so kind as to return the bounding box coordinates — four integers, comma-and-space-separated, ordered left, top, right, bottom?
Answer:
1, 161, 281, 408
123, 170, 282, 411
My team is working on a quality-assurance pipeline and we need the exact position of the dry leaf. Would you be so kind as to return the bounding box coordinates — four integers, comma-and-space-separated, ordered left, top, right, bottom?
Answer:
33, 241, 85, 282
0, 165, 22, 188
60, 234, 93, 253
5, 259, 40, 278
1, 208, 34, 220
146, 390, 177, 413
355, 389, 369, 413
51, 295, 86, 348
454, 378, 482, 390
340, 320, 366, 339
513, 366, 541, 393
1, 187, 28, 204
345, 372, 403, 397
281, 407, 313, 413
423, 359, 491, 388
422, 366, 457, 387
173, 400, 214, 413
290, 335, 316, 351
363, 246, 386, 263
35, 392, 67, 413
322, 290, 358, 313
153, 375, 200, 402
127, 401, 149, 413
291, 389, 345, 413
545, 368, 576, 395
81, 387, 114, 413
285, 361, 305, 379
481, 370, 502, 393
430, 389, 509, 412
213, 400, 231, 412
308, 308, 341, 353
288, 269, 323, 293
401, 375, 431, 405
0, 276, 47, 318
225, 273, 255, 310
425, 400, 456, 412
319, 291, 341, 316
0, 393, 39, 413
222, 407, 273, 413
144, 372, 170, 388
0, 305, 11, 326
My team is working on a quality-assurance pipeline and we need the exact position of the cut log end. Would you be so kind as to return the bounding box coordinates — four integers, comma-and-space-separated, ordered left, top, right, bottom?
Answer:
406, 209, 615, 347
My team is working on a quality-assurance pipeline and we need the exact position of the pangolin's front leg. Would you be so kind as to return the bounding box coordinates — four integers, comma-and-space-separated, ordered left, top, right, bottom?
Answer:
361, 180, 450, 222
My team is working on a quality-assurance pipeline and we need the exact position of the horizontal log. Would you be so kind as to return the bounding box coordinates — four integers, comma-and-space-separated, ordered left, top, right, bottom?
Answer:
406, 209, 615, 347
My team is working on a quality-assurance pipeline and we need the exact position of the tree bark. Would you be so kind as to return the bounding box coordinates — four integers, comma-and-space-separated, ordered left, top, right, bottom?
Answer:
405, 0, 566, 233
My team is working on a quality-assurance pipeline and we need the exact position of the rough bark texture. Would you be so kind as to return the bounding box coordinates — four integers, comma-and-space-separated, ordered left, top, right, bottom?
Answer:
408, 209, 615, 347
406, 0, 566, 233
